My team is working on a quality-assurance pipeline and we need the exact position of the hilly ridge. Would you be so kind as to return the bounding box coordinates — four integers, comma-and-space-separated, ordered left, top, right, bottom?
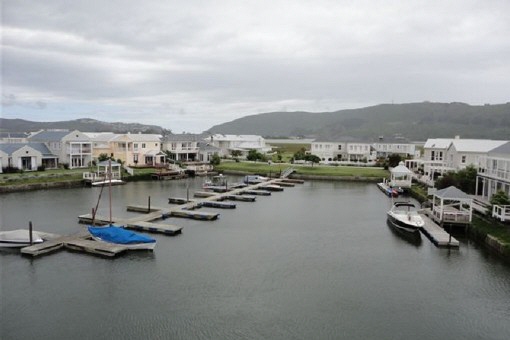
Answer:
207, 102, 510, 140
0, 118, 168, 135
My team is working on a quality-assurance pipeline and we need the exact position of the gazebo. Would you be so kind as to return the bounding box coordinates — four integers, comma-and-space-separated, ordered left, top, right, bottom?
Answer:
389, 161, 413, 189
432, 186, 473, 225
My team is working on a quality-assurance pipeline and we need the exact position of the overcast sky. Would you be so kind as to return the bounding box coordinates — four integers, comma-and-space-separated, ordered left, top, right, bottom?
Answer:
2, 0, 509, 133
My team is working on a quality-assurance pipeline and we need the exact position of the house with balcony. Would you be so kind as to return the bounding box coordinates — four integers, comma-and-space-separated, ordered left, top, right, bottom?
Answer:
86, 133, 164, 166
408, 137, 508, 186
476, 142, 510, 201
161, 134, 204, 162
372, 136, 418, 159
207, 134, 271, 157
310, 139, 347, 162
28, 130, 92, 169
0, 143, 58, 172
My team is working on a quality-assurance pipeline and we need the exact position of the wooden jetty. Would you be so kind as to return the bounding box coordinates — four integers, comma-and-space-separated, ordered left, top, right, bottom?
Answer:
259, 184, 284, 192
64, 239, 128, 257
125, 221, 182, 235
20, 229, 130, 258
170, 210, 219, 220
168, 197, 193, 205
199, 201, 236, 209
241, 189, 271, 196
418, 212, 460, 248
194, 191, 218, 198
223, 194, 257, 202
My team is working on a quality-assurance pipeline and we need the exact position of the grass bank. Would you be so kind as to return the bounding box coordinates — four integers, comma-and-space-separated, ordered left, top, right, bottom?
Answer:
214, 161, 388, 179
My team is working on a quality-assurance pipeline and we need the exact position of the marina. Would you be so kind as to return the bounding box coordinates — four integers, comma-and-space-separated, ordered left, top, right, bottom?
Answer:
2, 179, 510, 340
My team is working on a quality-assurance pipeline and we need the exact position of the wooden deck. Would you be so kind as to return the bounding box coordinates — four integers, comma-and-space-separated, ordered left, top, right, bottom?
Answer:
418, 212, 460, 248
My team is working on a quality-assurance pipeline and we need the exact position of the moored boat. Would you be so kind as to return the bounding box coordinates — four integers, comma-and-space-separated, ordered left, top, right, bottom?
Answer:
88, 225, 156, 250
243, 175, 268, 184
0, 229, 44, 248
387, 202, 424, 233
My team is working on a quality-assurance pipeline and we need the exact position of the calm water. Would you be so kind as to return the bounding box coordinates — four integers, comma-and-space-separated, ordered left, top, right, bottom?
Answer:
1, 178, 510, 340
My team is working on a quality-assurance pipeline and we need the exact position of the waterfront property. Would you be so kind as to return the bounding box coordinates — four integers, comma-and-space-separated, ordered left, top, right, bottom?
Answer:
0, 143, 58, 172
29, 129, 93, 169
431, 186, 473, 225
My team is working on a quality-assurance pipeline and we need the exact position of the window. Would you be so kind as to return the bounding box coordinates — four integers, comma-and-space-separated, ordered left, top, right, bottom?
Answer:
338, 145, 342, 150
142, 143, 146, 148
461, 155, 466, 163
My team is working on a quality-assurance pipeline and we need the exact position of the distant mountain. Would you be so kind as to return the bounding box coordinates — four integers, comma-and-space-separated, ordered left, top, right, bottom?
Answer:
0, 118, 169, 135
207, 102, 510, 141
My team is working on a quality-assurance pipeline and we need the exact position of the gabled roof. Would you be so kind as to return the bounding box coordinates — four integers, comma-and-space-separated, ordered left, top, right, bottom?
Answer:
28, 130, 70, 141
163, 133, 206, 142
423, 138, 453, 149
390, 161, 413, 174
0, 142, 55, 156
434, 186, 471, 200
197, 142, 220, 152
450, 139, 507, 153
487, 141, 510, 156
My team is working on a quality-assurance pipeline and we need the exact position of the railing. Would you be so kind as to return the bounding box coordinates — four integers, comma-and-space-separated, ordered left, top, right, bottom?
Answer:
492, 205, 510, 222
433, 206, 471, 223
83, 172, 121, 181
478, 169, 510, 180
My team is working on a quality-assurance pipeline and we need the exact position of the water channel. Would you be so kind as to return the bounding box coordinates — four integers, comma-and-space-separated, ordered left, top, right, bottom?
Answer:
1, 177, 510, 339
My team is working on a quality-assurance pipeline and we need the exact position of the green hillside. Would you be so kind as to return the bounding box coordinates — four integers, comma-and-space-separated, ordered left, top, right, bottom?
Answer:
207, 102, 510, 140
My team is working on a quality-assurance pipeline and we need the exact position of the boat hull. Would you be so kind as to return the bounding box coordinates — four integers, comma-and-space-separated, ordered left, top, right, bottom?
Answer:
387, 213, 421, 233
0, 230, 44, 248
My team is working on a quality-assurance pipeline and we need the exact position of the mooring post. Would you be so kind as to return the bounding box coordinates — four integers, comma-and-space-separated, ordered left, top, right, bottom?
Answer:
29, 221, 33, 245
148, 196, 151, 213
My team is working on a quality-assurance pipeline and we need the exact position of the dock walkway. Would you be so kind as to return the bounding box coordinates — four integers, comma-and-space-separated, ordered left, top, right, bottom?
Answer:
418, 212, 460, 248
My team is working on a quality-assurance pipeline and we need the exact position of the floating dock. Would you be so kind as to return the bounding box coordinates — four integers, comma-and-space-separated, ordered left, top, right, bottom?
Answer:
170, 210, 219, 220
199, 201, 236, 209
125, 221, 182, 235
418, 212, 460, 248
241, 189, 271, 196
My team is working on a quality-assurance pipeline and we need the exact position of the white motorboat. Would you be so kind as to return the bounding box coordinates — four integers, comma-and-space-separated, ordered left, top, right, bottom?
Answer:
387, 202, 424, 233
0, 229, 44, 248
243, 175, 268, 184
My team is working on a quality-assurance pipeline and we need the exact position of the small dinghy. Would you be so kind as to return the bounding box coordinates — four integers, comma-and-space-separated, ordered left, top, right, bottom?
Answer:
0, 229, 44, 248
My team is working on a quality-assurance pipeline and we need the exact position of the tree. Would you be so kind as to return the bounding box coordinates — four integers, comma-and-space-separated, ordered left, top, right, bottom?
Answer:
387, 154, 402, 167
210, 153, 221, 166
246, 149, 266, 162
435, 165, 477, 194
304, 154, 321, 166
293, 147, 307, 161
231, 150, 242, 158
489, 190, 510, 217
98, 153, 110, 162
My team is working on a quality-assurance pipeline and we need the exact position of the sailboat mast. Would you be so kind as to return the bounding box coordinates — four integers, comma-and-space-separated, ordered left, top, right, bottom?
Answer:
109, 159, 112, 224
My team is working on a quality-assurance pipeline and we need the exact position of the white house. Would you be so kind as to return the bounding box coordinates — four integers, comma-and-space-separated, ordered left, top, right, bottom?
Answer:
373, 136, 418, 159
29, 130, 92, 169
208, 134, 271, 157
0, 143, 58, 172
476, 141, 510, 201
411, 137, 508, 185
161, 134, 203, 162
310, 139, 375, 163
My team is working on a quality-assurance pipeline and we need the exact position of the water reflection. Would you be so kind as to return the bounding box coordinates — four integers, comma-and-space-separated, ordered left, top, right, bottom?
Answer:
386, 219, 423, 247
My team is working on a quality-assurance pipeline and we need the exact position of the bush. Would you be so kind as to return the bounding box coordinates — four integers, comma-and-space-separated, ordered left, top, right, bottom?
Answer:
37, 165, 46, 171
2, 166, 20, 173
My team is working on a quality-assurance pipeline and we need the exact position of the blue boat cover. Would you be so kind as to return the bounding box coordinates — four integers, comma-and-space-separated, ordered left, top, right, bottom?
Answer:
88, 225, 156, 244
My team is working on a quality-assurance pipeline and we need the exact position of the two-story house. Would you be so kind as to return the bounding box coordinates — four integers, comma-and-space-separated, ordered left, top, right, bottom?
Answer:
87, 133, 164, 166
161, 134, 203, 162
476, 141, 510, 201
208, 134, 271, 157
310, 138, 375, 163
28, 130, 92, 168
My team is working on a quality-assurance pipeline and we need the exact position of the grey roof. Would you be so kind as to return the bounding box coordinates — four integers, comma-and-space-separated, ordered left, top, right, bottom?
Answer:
197, 142, 220, 152
29, 130, 70, 142
163, 133, 206, 142
434, 186, 471, 200
488, 141, 510, 156
0, 142, 55, 156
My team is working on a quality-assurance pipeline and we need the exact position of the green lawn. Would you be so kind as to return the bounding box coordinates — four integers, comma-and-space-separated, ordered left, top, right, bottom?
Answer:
472, 216, 510, 246
0, 166, 159, 186
215, 161, 388, 178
